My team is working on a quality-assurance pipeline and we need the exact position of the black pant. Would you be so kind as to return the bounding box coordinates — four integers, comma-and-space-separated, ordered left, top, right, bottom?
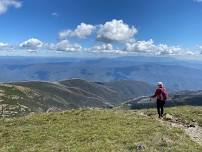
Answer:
157, 99, 165, 117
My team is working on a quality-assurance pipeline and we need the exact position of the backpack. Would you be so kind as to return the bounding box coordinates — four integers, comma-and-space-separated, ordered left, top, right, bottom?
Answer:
159, 88, 168, 101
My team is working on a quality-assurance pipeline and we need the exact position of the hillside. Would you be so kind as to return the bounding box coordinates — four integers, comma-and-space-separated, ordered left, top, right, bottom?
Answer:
0, 107, 201, 152
0, 79, 154, 117
103, 80, 154, 99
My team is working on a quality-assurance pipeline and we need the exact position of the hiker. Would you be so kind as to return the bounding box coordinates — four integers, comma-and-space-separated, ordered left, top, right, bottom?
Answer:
150, 82, 168, 118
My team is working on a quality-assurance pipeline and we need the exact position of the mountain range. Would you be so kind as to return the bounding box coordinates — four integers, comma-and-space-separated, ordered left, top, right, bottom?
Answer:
0, 77, 202, 118
1, 56, 202, 91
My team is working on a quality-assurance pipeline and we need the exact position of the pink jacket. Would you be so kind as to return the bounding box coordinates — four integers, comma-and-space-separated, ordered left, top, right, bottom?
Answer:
151, 87, 168, 101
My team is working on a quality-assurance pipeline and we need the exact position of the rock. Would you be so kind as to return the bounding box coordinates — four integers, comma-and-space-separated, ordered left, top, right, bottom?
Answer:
46, 107, 61, 113
187, 124, 195, 128
164, 114, 173, 120
171, 118, 178, 123
136, 144, 145, 151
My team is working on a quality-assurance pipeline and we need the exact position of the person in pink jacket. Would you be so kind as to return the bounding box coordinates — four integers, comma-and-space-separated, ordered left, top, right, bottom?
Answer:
150, 82, 168, 118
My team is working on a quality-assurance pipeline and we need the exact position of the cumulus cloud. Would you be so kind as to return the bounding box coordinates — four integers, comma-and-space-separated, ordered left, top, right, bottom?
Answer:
0, 42, 9, 48
0, 0, 21, 15
59, 30, 72, 40
55, 40, 82, 52
1, 19, 197, 56
157, 44, 183, 55
96, 19, 137, 43
19, 38, 43, 50
56, 19, 194, 55
90, 43, 113, 51
59, 23, 95, 39
0, 42, 14, 51
87, 43, 126, 54
19, 39, 82, 52
43, 43, 56, 50
125, 39, 193, 55
125, 39, 155, 53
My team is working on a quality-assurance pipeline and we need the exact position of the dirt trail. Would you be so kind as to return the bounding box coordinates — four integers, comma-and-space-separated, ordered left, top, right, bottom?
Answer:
136, 112, 202, 146
185, 125, 202, 146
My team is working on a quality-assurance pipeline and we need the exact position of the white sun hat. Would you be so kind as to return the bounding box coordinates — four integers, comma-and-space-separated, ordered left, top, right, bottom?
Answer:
157, 82, 163, 86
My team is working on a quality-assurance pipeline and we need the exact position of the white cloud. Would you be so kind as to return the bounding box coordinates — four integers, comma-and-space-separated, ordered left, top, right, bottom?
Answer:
194, 0, 202, 2
92, 49, 126, 54
90, 43, 113, 51
186, 51, 195, 55
0, 42, 9, 48
20, 39, 82, 52
55, 40, 82, 52
0, 42, 14, 51
43, 43, 56, 50
125, 39, 193, 55
19, 38, 43, 50
73, 23, 95, 38
198, 45, 202, 54
27, 49, 38, 53
96, 19, 137, 43
59, 23, 95, 39
157, 44, 183, 55
125, 39, 155, 53
0, 19, 198, 56
23, 40, 82, 52
87, 43, 126, 54
0, 0, 21, 15
59, 30, 72, 40
51, 12, 58, 17
199, 45, 202, 50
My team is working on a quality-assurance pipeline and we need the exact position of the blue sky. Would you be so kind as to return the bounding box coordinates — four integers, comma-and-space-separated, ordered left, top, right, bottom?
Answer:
1, 0, 202, 57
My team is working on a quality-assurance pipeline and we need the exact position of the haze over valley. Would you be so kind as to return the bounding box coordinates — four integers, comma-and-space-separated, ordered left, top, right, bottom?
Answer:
1, 56, 202, 91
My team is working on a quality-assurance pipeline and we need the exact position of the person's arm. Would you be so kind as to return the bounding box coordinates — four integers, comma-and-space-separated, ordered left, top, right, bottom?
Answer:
150, 89, 160, 98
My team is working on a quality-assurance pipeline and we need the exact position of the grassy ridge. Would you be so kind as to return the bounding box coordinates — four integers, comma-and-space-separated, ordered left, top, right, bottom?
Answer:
0, 108, 201, 152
